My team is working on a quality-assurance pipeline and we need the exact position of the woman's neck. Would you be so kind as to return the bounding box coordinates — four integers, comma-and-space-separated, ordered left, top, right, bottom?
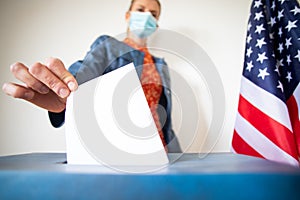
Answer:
127, 31, 148, 48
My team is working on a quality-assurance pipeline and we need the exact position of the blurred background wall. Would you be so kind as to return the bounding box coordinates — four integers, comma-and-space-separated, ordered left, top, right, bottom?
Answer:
0, 0, 251, 155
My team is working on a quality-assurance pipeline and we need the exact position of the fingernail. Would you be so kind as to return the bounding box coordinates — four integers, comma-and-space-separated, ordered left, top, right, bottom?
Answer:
39, 86, 49, 94
68, 82, 76, 91
24, 91, 34, 100
59, 88, 69, 98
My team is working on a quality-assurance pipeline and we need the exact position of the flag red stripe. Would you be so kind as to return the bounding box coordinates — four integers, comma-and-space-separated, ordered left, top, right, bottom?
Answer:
287, 95, 300, 156
238, 95, 298, 159
232, 129, 264, 158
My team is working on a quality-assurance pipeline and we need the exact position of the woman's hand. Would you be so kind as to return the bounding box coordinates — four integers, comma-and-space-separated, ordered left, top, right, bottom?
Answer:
2, 57, 78, 113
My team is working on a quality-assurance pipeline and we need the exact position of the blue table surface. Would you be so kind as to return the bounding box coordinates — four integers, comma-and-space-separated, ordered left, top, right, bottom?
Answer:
0, 153, 300, 200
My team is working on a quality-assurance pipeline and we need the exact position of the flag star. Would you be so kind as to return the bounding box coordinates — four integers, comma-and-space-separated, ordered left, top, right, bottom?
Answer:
285, 37, 292, 49
277, 81, 284, 93
257, 52, 268, 64
269, 32, 275, 39
248, 22, 252, 31
286, 72, 292, 83
256, 38, 267, 48
246, 61, 254, 72
271, 1, 276, 10
286, 55, 292, 65
246, 47, 253, 57
255, 11, 264, 21
270, 17, 276, 26
295, 50, 300, 62
278, 43, 284, 53
276, 59, 284, 67
291, 6, 300, 15
279, 0, 285, 5
275, 64, 281, 76
257, 67, 270, 80
278, 10, 284, 20
285, 20, 298, 32
247, 34, 252, 43
278, 27, 283, 37
275, 59, 283, 76
254, 0, 263, 8
255, 24, 265, 34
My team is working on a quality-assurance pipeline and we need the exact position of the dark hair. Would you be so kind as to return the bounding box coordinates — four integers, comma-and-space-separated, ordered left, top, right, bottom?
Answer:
128, 0, 161, 12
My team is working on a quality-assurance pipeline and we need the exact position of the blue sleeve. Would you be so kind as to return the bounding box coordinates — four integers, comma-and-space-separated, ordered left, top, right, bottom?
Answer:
68, 35, 110, 79
48, 35, 111, 128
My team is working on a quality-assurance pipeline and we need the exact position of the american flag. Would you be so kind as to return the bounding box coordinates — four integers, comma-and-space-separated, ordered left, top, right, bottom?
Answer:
232, 0, 300, 167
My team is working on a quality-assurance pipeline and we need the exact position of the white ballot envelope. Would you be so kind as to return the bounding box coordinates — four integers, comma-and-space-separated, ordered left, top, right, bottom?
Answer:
65, 63, 169, 169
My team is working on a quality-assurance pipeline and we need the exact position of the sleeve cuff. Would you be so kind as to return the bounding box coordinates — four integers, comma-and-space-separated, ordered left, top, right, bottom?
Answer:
48, 110, 66, 128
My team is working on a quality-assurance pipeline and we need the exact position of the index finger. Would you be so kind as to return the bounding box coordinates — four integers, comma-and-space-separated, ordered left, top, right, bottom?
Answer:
45, 57, 78, 91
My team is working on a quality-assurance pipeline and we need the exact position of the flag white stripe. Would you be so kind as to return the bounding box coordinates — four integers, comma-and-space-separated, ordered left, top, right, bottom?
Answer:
235, 113, 299, 166
240, 76, 293, 132
293, 83, 300, 120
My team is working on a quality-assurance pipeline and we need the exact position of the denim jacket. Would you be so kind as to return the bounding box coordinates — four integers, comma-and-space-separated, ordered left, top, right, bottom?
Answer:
49, 35, 181, 152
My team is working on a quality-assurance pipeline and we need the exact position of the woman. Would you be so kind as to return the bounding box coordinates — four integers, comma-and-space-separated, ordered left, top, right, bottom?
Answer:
2, 0, 181, 153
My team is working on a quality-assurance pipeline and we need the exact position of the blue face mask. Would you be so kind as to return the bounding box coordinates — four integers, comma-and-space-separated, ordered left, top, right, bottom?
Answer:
129, 11, 157, 38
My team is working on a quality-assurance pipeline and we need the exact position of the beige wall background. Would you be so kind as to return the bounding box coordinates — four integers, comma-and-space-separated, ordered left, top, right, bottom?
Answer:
0, 0, 252, 155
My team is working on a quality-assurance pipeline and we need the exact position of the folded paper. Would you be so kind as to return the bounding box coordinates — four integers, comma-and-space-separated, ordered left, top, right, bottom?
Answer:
65, 63, 169, 169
